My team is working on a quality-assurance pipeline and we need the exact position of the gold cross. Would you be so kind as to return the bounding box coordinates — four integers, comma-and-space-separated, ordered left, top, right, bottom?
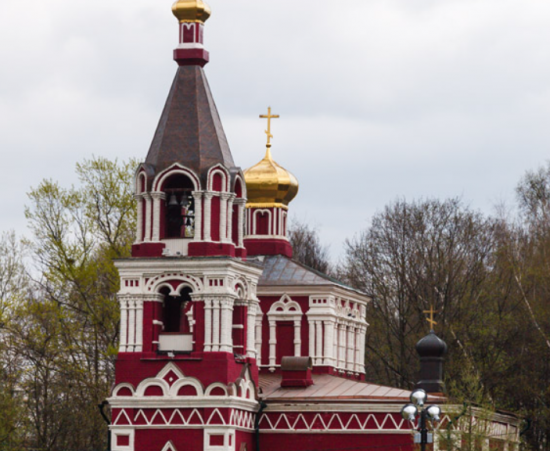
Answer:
423, 305, 439, 330
260, 107, 280, 146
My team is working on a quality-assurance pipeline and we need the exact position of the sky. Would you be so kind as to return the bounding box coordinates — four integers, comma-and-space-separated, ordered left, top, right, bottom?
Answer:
1, 0, 550, 261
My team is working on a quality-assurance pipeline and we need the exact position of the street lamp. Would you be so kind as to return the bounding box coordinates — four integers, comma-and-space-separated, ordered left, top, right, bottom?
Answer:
401, 388, 442, 451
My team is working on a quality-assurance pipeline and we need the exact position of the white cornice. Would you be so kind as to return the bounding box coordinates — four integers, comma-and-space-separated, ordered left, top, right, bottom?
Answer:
257, 285, 371, 305
107, 396, 259, 412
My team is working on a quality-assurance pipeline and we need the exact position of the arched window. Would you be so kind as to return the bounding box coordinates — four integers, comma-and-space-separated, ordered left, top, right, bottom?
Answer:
161, 286, 193, 333
163, 174, 195, 239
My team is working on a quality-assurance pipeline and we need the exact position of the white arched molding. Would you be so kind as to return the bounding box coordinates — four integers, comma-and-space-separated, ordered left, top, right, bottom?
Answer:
232, 174, 247, 198
135, 170, 147, 194
147, 273, 203, 295
153, 163, 201, 193
253, 209, 272, 235
207, 166, 230, 192
266, 295, 303, 371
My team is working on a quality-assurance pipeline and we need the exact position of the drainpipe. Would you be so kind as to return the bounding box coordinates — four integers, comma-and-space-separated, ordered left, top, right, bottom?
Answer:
98, 400, 111, 451
254, 401, 268, 451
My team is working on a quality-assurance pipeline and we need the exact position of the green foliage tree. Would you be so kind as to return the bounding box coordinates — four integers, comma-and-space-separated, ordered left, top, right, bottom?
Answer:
0, 231, 28, 451
0, 156, 137, 451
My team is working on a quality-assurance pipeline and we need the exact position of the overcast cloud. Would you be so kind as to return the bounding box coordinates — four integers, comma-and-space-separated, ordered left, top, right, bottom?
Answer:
1, 0, 550, 260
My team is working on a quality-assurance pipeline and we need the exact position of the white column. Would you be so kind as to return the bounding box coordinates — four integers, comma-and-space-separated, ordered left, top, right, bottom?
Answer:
360, 326, 366, 373
268, 320, 276, 371
219, 193, 229, 243
294, 319, 301, 356
120, 298, 128, 352
338, 324, 346, 370
151, 192, 165, 241
255, 314, 263, 366
354, 326, 362, 373
309, 320, 315, 360
212, 299, 220, 352
135, 299, 144, 352
315, 321, 323, 366
237, 201, 245, 247
143, 193, 152, 242
226, 195, 235, 243
192, 192, 203, 241
203, 193, 213, 241
324, 320, 335, 366
128, 300, 136, 352
333, 321, 339, 368
347, 325, 355, 372
135, 195, 143, 243
246, 303, 257, 358
220, 298, 234, 353
204, 299, 212, 352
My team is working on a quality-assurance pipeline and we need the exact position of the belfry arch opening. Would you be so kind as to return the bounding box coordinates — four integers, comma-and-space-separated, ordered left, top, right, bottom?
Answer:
158, 286, 194, 353
162, 173, 196, 239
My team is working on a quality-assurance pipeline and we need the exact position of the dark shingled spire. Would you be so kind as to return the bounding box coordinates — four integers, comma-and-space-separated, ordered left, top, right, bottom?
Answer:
145, 65, 236, 183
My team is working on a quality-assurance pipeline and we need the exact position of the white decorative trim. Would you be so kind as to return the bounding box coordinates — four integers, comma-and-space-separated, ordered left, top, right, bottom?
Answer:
204, 193, 214, 241
204, 427, 236, 451
143, 193, 152, 242
252, 209, 272, 235
153, 163, 201, 193
151, 191, 165, 242
135, 194, 144, 244
111, 428, 134, 451
267, 295, 303, 371
207, 165, 230, 192
147, 273, 203, 294
160, 441, 177, 451
193, 191, 203, 241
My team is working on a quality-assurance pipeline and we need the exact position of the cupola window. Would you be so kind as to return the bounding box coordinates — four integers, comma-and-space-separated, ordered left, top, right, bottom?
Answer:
163, 174, 195, 239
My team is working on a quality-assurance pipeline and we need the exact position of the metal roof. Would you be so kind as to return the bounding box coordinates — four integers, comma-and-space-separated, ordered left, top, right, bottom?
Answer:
259, 373, 446, 403
257, 255, 363, 293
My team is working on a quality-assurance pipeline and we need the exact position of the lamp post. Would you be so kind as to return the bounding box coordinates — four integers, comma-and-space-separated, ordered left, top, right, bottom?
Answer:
401, 388, 442, 451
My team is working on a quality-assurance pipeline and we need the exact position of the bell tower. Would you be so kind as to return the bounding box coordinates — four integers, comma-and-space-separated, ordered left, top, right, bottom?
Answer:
109, 3, 262, 451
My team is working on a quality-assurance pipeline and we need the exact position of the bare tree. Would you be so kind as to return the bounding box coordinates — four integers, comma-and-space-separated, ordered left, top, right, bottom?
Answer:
340, 198, 496, 390
288, 220, 332, 275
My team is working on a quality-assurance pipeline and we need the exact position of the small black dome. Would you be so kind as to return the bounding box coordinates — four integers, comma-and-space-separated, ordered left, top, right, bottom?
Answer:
416, 331, 447, 358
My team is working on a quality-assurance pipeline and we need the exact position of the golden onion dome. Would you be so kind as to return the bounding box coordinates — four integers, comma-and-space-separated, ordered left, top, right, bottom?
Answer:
172, 0, 211, 23
244, 145, 299, 209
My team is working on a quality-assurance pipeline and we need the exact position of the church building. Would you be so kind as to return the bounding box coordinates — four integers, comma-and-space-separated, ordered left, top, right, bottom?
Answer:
107, 2, 521, 451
